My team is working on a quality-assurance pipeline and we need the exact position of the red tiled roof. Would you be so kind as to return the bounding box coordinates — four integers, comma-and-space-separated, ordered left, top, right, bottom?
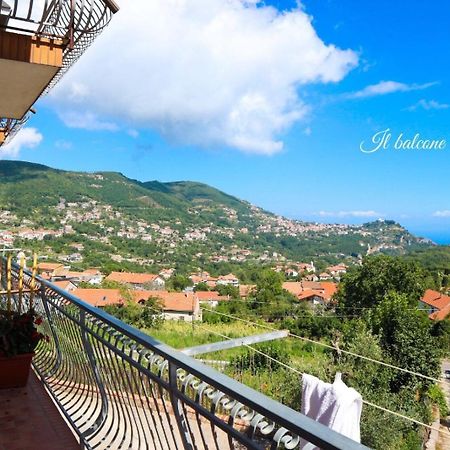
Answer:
52, 280, 76, 291
38, 262, 63, 271
421, 289, 450, 310
283, 281, 337, 303
83, 268, 102, 275
132, 290, 198, 313
106, 272, 160, 284
430, 303, 450, 321
72, 289, 124, 307
196, 291, 228, 301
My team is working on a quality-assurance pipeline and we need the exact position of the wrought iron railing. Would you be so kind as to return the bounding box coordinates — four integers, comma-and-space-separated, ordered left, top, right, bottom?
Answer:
1, 259, 369, 450
0, 0, 119, 145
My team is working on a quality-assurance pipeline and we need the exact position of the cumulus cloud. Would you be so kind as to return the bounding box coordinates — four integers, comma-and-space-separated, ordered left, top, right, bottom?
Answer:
50, 0, 357, 154
407, 99, 449, 111
347, 80, 436, 99
317, 210, 383, 218
433, 210, 450, 218
1, 128, 43, 158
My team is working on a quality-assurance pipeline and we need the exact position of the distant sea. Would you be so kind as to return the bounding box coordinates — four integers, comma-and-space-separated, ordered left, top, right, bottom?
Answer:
414, 231, 450, 245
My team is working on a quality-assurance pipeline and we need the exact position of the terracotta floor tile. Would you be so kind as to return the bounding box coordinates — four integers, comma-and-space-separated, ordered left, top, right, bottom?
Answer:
0, 371, 79, 450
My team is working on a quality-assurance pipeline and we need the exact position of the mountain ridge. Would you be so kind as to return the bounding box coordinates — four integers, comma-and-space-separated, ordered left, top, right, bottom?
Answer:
0, 160, 432, 271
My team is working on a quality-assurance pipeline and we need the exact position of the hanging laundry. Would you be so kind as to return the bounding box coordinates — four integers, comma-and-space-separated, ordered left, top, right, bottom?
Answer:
300, 373, 362, 449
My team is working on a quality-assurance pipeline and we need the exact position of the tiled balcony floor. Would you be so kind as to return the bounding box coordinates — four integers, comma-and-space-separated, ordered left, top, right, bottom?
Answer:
0, 371, 79, 450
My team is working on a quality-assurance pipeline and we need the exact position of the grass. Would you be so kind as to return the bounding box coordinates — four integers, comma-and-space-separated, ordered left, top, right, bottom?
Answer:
143, 320, 329, 371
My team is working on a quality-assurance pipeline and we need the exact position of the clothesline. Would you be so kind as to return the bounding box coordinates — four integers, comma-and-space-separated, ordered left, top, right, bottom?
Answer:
200, 307, 445, 384
203, 297, 429, 311
194, 323, 450, 438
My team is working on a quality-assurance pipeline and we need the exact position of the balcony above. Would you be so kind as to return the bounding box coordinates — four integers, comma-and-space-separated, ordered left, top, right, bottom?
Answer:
0, 30, 63, 120
0, 0, 119, 146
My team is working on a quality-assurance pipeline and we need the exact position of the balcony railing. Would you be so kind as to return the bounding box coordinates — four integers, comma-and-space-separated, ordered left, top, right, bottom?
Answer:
0, 0, 119, 145
1, 259, 369, 450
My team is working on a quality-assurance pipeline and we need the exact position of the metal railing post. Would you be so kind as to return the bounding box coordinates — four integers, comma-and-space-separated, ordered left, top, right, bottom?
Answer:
169, 362, 195, 450
39, 283, 63, 376
79, 309, 109, 438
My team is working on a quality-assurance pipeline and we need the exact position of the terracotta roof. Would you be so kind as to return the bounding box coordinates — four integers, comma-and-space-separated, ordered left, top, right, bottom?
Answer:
430, 303, 450, 321
196, 291, 228, 302
106, 272, 160, 284
83, 268, 102, 275
239, 284, 256, 297
421, 289, 450, 311
52, 280, 76, 291
72, 289, 124, 307
132, 290, 198, 313
327, 264, 347, 272
58, 270, 86, 279
218, 273, 238, 281
282, 282, 304, 296
37, 262, 63, 271
283, 281, 337, 303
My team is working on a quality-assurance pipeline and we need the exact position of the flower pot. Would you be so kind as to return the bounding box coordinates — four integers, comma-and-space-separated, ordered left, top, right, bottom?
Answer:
0, 353, 34, 388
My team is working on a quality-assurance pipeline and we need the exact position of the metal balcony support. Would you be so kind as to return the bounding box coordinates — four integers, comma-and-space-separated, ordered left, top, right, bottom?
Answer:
0, 0, 119, 146
2, 259, 370, 450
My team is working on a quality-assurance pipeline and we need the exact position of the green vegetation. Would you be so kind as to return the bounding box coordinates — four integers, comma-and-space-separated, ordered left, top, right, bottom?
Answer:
0, 161, 433, 275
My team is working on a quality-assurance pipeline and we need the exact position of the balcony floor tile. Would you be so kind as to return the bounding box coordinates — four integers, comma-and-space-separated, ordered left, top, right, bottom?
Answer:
0, 371, 79, 450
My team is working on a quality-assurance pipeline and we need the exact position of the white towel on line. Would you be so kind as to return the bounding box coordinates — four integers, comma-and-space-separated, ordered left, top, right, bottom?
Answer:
300, 373, 362, 449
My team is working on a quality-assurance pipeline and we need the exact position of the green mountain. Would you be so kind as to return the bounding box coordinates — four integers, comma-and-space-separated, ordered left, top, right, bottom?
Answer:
0, 161, 432, 272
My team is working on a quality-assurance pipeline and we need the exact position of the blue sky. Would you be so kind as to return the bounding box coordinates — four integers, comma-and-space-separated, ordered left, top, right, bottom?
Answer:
5, 0, 450, 243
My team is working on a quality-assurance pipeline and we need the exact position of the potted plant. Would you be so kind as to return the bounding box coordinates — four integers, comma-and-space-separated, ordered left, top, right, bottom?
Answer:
0, 310, 46, 388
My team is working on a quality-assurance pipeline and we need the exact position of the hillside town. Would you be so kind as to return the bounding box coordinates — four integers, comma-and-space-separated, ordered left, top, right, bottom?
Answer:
33, 259, 450, 323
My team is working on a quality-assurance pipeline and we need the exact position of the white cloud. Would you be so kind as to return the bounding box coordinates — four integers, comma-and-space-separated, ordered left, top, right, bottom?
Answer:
347, 80, 436, 99
127, 129, 139, 139
59, 111, 118, 132
317, 210, 383, 218
433, 210, 450, 218
0, 128, 43, 158
50, 0, 357, 154
407, 99, 449, 111
55, 139, 73, 150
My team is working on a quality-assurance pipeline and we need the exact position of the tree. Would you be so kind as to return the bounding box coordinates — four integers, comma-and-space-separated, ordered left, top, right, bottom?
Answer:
253, 269, 285, 302
194, 282, 209, 292
336, 255, 428, 313
216, 284, 239, 298
369, 292, 441, 390
169, 275, 193, 292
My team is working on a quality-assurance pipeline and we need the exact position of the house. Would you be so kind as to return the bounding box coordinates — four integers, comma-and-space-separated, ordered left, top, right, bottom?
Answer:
319, 272, 333, 281
297, 262, 315, 273
105, 271, 165, 290
82, 269, 103, 285
419, 289, 450, 321
52, 280, 77, 292
285, 268, 299, 278
132, 290, 202, 322
72, 288, 124, 308
37, 262, 65, 279
196, 291, 229, 308
216, 273, 239, 286
239, 284, 256, 299
54, 269, 103, 285
304, 274, 319, 282
159, 268, 175, 280
189, 272, 219, 288
282, 281, 337, 306
326, 264, 347, 277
